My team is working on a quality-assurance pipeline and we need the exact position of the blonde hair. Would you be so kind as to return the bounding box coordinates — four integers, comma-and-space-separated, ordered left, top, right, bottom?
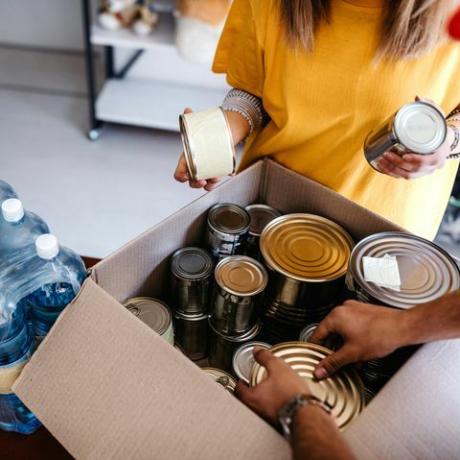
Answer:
280, 0, 456, 59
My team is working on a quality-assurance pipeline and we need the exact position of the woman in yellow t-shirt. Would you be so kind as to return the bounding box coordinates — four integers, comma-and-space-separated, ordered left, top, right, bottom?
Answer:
174, 0, 460, 240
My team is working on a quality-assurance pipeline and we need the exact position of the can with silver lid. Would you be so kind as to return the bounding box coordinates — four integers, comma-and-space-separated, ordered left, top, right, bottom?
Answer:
244, 204, 281, 260
173, 311, 209, 361
202, 367, 237, 394
209, 320, 262, 372
232, 341, 271, 384
299, 323, 343, 351
363, 101, 447, 173
123, 297, 174, 345
206, 203, 250, 260
170, 247, 214, 315
210, 255, 268, 335
260, 214, 354, 342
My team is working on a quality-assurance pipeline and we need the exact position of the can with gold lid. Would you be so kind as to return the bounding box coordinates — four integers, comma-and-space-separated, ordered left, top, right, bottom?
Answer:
173, 311, 209, 361
250, 342, 365, 430
202, 367, 237, 394
244, 204, 281, 260
206, 203, 250, 260
123, 297, 174, 345
346, 231, 460, 309
210, 255, 268, 335
260, 214, 354, 342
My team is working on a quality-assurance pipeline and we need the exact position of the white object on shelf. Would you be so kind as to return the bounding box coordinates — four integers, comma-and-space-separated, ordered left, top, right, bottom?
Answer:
96, 78, 228, 132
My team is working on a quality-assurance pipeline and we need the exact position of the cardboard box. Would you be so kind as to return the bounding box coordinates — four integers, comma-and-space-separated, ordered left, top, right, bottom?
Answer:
13, 160, 460, 459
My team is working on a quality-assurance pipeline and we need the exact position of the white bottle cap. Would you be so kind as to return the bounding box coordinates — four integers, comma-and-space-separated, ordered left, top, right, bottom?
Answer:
36, 234, 60, 260
2, 198, 25, 222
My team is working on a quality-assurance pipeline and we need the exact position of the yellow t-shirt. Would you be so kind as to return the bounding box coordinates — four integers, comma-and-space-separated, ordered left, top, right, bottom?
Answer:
212, 0, 460, 240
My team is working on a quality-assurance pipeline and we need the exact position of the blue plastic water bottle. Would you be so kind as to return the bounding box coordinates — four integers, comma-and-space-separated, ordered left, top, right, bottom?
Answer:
0, 302, 40, 434
0, 180, 17, 204
21, 234, 86, 341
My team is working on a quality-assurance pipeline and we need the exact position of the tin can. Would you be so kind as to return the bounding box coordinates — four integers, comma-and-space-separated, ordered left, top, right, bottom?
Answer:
346, 231, 460, 309
363, 101, 447, 173
208, 320, 262, 372
205, 203, 250, 260
202, 367, 237, 394
249, 342, 364, 431
123, 297, 174, 345
170, 247, 214, 315
260, 214, 353, 342
173, 311, 209, 361
210, 256, 268, 335
299, 323, 342, 351
244, 204, 281, 260
179, 108, 236, 181
232, 341, 271, 384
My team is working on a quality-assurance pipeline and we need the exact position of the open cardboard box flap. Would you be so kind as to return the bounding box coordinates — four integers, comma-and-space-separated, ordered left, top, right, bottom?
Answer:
13, 160, 460, 459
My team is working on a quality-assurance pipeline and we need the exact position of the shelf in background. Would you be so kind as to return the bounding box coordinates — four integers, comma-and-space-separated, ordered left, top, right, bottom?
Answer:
96, 77, 227, 131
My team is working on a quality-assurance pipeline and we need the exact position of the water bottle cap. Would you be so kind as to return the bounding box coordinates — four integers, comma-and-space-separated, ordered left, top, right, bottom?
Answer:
1, 198, 24, 222
36, 234, 60, 260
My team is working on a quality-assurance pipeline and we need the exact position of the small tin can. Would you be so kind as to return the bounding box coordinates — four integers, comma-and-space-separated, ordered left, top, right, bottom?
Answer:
299, 323, 342, 351
170, 247, 214, 315
250, 342, 365, 431
179, 108, 236, 181
209, 320, 262, 372
363, 101, 447, 173
244, 204, 281, 259
232, 341, 271, 384
202, 367, 237, 394
205, 203, 250, 260
173, 311, 209, 361
124, 297, 174, 345
210, 256, 268, 335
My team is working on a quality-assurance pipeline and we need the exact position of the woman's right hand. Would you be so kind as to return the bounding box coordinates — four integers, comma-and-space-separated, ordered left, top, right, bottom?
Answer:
174, 108, 222, 192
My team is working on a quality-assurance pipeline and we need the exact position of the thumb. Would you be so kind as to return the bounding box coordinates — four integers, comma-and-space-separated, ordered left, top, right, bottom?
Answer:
314, 346, 356, 380
235, 379, 252, 402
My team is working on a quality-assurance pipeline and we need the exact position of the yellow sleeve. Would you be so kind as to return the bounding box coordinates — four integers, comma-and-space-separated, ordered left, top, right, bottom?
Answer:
212, 0, 265, 98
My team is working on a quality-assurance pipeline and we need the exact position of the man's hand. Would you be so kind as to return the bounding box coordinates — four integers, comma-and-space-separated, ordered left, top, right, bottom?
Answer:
310, 300, 409, 379
235, 348, 310, 424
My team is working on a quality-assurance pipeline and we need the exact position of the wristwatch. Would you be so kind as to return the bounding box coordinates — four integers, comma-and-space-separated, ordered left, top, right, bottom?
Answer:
278, 394, 332, 438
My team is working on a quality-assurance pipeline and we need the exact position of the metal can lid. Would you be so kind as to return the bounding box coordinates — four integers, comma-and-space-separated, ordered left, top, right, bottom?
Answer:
394, 101, 447, 154
123, 297, 172, 336
171, 247, 213, 280
174, 311, 208, 322
250, 342, 364, 430
202, 367, 237, 393
208, 319, 262, 343
348, 232, 460, 309
245, 204, 282, 237
215, 256, 268, 296
232, 341, 271, 384
260, 214, 353, 282
208, 203, 250, 235
299, 323, 320, 342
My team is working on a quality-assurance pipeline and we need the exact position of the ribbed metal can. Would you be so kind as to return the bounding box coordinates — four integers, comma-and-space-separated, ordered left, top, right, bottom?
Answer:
123, 297, 174, 345
170, 247, 214, 315
363, 101, 447, 173
202, 367, 237, 394
260, 214, 353, 342
232, 341, 271, 384
208, 320, 262, 372
210, 256, 268, 335
250, 342, 365, 431
346, 231, 460, 309
205, 203, 250, 260
173, 311, 209, 361
244, 204, 281, 260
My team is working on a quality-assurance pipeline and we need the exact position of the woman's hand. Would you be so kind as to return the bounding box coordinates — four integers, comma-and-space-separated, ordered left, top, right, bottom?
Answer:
235, 348, 311, 424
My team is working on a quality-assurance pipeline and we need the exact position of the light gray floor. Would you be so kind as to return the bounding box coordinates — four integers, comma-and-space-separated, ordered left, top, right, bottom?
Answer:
0, 47, 206, 258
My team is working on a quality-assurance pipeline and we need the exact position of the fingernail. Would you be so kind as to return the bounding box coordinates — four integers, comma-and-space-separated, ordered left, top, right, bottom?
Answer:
314, 367, 328, 380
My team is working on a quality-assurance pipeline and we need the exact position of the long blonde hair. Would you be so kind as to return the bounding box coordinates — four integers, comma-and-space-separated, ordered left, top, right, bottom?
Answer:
280, 0, 456, 58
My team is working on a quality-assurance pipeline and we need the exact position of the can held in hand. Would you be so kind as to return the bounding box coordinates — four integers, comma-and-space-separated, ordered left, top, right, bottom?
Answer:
245, 204, 281, 260
124, 297, 174, 345
171, 247, 214, 315
209, 320, 262, 372
206, 203, 250, 260
179, 108, 236, 181
210, 256, 268, 335
202, 367, 237, 394
363, 101, 447, 173
174, 311, 209, 361
232, 341, 271, 384
299, 323, 343, 351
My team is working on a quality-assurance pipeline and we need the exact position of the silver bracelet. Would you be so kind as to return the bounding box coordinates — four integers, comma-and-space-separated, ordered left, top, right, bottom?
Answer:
221, 88, 268, 136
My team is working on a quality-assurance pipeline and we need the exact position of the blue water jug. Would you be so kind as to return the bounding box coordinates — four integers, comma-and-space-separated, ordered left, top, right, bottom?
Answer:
0, 180, 17, 205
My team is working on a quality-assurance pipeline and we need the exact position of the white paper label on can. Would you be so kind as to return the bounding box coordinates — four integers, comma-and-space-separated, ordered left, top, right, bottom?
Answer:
363, 254, 401, 291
